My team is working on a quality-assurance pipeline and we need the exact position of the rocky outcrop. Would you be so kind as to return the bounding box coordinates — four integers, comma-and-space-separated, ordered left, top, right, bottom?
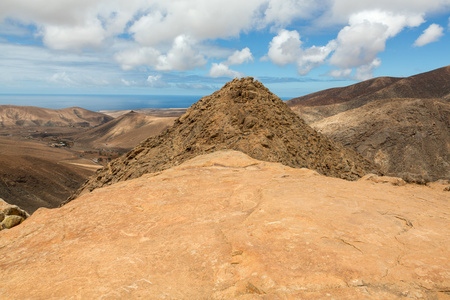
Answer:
67, 77, 378, 202
0, 198, 29, 230
1, 151, 448, 299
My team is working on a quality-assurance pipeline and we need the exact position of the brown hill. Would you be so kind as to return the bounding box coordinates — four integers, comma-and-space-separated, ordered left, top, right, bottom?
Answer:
288, 65, 450, 123
67, 77, 378, 202
73, 111, 176, 153
286, 66, 450, 182
99, 108, 187, 118
0, 105, 113, 127
312, 98, 450, 182
0, 136, 97, 213
1, 151, 448, 299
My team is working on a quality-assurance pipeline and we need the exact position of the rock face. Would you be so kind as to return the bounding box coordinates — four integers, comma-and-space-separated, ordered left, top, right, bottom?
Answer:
69, 77, 377, 201
0, 198, 30, 230
0, 151, 448, 299
287, 66, 450, 182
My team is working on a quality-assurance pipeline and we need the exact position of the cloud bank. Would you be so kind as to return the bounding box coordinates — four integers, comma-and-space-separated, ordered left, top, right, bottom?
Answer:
0, 0, 449, 84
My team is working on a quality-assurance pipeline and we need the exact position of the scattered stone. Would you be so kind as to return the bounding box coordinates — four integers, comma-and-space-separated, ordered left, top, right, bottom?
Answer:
360, 174, 407, 186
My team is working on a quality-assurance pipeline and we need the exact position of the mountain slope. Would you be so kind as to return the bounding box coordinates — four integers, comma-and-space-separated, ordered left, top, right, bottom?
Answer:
73, 111, 176, 152
312, 98, 450, 181
1, 151, 448, 299
0, 136, 96, 213
0, 105, 113, 127
287, 65, 450, 123
287, 66, 450, 181
68, 77, 378, 201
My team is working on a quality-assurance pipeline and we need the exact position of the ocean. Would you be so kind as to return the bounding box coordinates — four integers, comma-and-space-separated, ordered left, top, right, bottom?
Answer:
0, 94, 204, 111
0, 94, 294, 112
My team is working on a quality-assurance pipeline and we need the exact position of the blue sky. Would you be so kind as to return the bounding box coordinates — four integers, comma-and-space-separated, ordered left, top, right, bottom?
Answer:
0, 0, 449, 107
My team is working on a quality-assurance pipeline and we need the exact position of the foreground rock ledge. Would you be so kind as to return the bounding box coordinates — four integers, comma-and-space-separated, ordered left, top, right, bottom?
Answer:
0, 151, 448, 299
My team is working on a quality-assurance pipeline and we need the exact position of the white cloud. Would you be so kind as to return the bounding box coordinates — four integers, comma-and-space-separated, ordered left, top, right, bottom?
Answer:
114, 47, 161, 71
330, 10, 424, 69
267, 30, 302, 65
226, 48, 254, 65
40, 21, 105, 50
209, 47, 253, 78
209, 63, 243, 78
260, 0, 321, 29
414, 23, 445, 46
115, 35, 206, 71
325, 0, 450, 25
326, 10, 424, 79
146, 74, 168, 88
267, 29, 335, 75
328, 68, 352, 79
266, 10, 426, 79
155, 35, 206, 71
354, 58, 382, 80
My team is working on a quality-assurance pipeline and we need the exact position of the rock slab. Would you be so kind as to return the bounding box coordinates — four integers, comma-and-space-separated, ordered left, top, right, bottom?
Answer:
1, 151, 448, 299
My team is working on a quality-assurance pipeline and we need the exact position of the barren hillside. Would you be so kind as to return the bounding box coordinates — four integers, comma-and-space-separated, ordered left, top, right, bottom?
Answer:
0, 136, 97, 213
0, 105, 112, 127
73, 111, 176, 152
287, 66, 450, 181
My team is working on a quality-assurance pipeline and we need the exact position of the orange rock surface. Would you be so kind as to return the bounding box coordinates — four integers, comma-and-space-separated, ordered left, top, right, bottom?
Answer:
0, 151, 448, 299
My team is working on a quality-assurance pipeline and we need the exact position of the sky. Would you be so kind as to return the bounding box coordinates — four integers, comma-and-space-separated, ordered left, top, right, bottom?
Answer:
0, 0, 449, 106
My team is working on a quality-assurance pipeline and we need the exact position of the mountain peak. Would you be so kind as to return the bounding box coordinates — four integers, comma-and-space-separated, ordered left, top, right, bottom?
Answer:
67, 78, 378, 202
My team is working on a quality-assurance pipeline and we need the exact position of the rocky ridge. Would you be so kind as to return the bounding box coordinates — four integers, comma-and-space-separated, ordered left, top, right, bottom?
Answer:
69, 77, 378, 201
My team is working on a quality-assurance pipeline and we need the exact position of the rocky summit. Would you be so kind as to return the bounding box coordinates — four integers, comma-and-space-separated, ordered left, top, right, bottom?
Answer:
69, 77, 377, 201
0, 151, 448, 299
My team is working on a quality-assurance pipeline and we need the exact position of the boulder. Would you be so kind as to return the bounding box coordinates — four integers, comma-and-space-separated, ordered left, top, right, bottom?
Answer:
0, 198, 29, 230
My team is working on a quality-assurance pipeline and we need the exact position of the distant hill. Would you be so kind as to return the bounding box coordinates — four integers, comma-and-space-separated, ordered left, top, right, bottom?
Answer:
99, 108, 187, 118
287, 65, 450, 123
67, 77, 378, 202
287, 66, 450, 182
0, 105, 113, 127
73, 111, 176, 152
